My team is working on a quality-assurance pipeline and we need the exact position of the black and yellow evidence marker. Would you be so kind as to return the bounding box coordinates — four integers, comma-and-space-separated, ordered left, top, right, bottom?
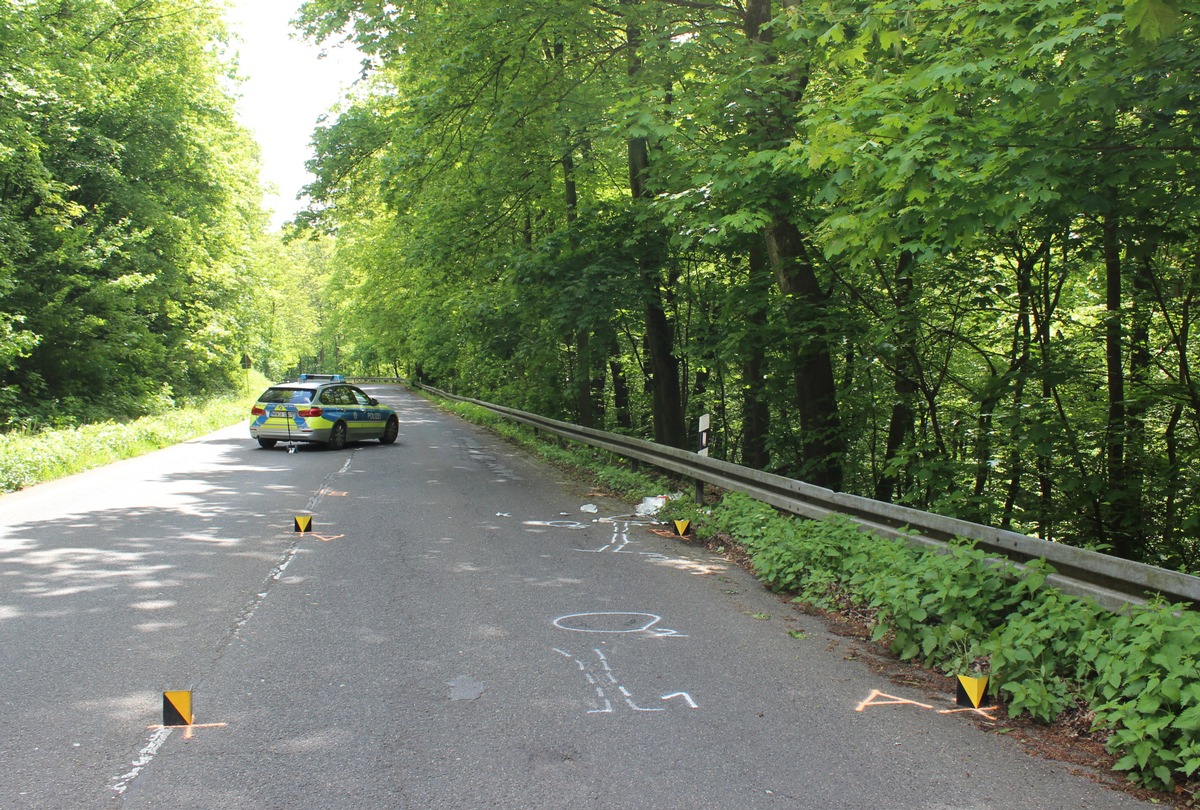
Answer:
673, 519, 691, 536
162, 690, 192, 727
956, 674, 990, 709
294, 515, 313, 533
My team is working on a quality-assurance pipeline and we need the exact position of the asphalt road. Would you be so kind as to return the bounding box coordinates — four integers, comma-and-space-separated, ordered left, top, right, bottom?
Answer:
0, 385, 1152, 808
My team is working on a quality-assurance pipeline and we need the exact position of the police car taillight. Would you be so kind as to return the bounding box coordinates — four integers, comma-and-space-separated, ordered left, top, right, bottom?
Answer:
251, 406, 265, 416
297, 407, 322, 418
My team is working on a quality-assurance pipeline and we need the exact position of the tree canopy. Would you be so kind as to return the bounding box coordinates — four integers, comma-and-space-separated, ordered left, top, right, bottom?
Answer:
0, 0, 322, 425
294, 0, 1199, 569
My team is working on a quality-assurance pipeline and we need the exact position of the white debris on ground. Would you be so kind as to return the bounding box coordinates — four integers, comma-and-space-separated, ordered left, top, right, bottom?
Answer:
635, 494, 684, 516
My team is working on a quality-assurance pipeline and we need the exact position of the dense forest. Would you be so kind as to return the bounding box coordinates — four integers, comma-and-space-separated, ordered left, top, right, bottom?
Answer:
0, 0, 327, 427
292, 0, 1199, 569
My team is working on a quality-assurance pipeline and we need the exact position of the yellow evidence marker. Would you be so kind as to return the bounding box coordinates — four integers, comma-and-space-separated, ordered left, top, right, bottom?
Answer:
163, 691, 193, 726
955, 675, 990, 709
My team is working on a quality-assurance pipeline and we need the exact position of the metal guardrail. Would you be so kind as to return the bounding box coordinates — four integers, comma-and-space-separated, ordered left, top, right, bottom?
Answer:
391, 380, 1200, 613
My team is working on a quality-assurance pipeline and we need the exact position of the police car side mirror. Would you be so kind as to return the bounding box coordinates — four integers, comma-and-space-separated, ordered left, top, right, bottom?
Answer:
369, 398, 379, 406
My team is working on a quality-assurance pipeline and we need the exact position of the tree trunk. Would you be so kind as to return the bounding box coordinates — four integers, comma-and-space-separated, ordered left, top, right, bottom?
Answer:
1122, 252, 1152, 548
561, 134, 599, 427
624, 13, 687, 449
741, 243, 771, 469
1001, 247, 1035, 529
610, 354, 632, 430
643, 296, 687, 447
763, 217, 844, 489
1034, 249, 1056, 540
744, 0, 842, 488
875, 252, 917, 502
1103, 211, 1138, 559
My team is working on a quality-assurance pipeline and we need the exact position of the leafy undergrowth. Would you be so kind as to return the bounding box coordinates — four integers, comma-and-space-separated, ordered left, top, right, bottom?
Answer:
0, 384, 263, 493
683, 492, 1200, 802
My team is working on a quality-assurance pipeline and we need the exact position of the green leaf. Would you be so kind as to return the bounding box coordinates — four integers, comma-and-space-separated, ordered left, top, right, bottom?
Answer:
1123, 0, 1180, 40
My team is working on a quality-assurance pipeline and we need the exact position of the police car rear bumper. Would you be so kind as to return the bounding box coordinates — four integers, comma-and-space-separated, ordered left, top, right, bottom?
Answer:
249, 423, 332, 443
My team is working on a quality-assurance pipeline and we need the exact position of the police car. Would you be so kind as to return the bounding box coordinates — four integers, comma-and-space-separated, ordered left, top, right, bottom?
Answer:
249, 374, 399, 449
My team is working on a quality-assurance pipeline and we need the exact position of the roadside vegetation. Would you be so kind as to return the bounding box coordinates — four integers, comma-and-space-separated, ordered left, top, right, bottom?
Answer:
0, 374, 266, 493
0, 2, 350, 437
438, 392, 1198, 797
694, 493, 1200, 796
6, 0, 1196, 789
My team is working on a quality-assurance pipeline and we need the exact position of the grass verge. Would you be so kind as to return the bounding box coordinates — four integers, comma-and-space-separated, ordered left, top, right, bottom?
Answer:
0, 375, 266, 493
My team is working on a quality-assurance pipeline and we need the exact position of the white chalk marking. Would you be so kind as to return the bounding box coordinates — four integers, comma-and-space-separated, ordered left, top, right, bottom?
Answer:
553, 612, 686, 637
577, 519, 637, 553
109, 726, 173, 795
525, 519, 589, 530
556, 647, 695, 715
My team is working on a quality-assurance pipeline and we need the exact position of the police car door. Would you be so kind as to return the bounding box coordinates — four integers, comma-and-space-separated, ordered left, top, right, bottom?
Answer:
349, 386, 380, 438
328, 386, 359, 439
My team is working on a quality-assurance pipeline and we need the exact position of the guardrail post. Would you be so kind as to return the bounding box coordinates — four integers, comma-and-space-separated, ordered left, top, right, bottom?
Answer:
695, 478, 704, 504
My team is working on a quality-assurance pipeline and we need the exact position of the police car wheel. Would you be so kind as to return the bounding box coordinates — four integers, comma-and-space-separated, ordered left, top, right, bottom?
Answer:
380, 416, 399, 445
257, 438, 277, 449
328, 421, 348, 450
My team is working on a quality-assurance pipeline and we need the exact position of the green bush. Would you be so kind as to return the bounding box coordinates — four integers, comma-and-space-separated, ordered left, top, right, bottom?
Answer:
1080, 602, 1200, 790
983, 586, 1098, 723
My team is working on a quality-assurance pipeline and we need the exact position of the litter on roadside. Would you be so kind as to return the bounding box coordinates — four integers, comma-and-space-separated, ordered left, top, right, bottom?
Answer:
635, 493, 683, 516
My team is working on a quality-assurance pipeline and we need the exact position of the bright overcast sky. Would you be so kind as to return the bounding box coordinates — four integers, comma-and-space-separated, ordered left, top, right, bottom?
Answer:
223, 1, 362, 230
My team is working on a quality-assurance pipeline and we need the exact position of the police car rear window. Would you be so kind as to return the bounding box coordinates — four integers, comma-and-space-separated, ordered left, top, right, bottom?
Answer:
258, 387, 314, 404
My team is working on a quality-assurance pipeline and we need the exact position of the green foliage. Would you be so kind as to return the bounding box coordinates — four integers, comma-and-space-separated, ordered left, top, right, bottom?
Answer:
0, 0, 270, 427
863, 541, 1028, 669
0, 381, 262, 492
697, 492, 1200, 790
1079, 602, 1200, 790
984, 587, 1099, 723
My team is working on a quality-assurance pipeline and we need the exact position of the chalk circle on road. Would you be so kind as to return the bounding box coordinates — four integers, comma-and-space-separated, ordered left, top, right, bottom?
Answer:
598, 514, 660, 525
554, 611, 674, 634
524, 519, 591, 530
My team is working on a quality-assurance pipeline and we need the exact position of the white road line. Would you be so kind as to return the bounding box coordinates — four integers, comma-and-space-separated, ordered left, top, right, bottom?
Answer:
109, 726, 172, 795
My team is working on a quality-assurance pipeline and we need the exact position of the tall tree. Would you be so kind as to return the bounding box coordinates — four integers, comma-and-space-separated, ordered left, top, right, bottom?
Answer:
0, 0, 266, 424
